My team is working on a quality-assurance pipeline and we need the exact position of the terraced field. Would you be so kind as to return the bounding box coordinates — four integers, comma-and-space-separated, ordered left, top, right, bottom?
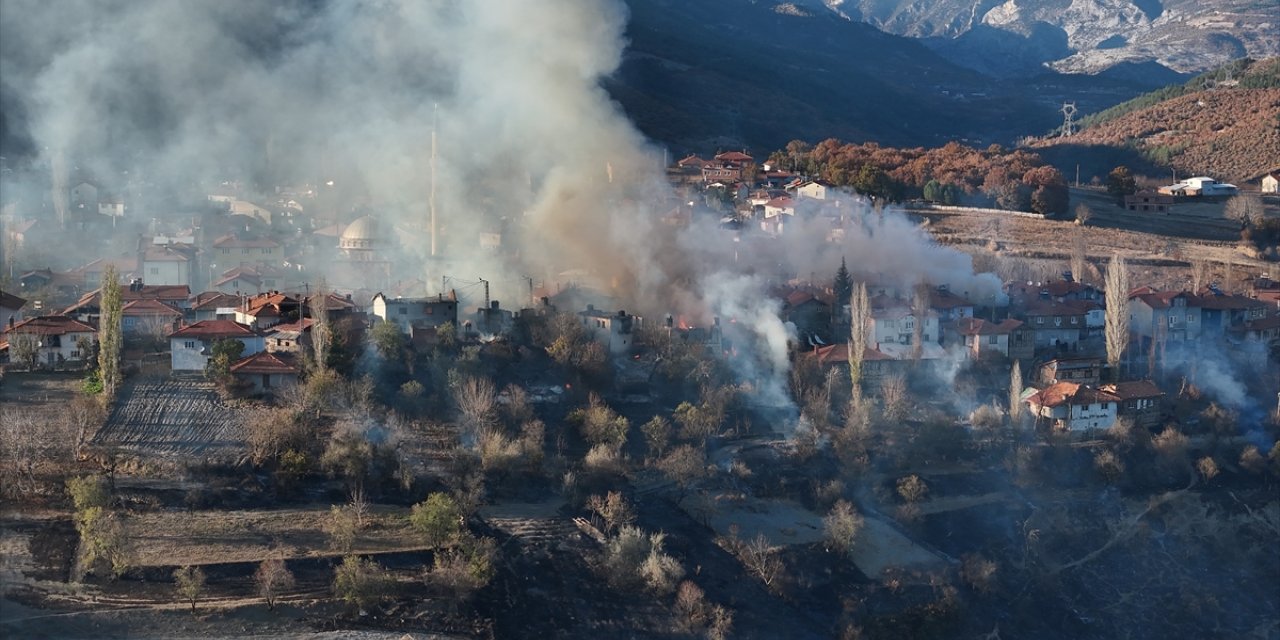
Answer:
93, 377, 245, 459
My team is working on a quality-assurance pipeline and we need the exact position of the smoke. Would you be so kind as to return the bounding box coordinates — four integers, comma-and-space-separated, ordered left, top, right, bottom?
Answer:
2, 0, 1006, 414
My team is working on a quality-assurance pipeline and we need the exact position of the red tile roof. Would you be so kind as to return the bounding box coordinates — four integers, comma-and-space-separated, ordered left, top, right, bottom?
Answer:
956, 318, 1024, 336
6, 315, 96, 336
809, 343, 894, 366
121, 299, 183, 317
1027, 382, 1119, 408
169, 320, 259, 339
1099, 381, 1163, 400
190, 291, 240, 311
715, 151, 754, 162
213, 234, 280, 249
230, 351, 299, 375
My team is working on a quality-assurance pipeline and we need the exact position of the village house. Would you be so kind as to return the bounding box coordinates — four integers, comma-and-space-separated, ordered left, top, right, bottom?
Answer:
264, 318, 313, 354
212, 266, 265, 295
213, 233, 281, 266
140, 244, 196, 287
168, 320, 265, 371
1128, 289, 1202, 343
2, 315, 97, 367
372, 291, 458, 334
1038, 357, 1103, 386
1100, 380, 1164, 430
929, 286, 975, 321
230, 351, 300, 394
579, 305, 642, 355
1124, 191, 1174, 213
1019, 300, 1086, 349
234, 292, 301, 330
187, 291, 240, 322
807, 342, 900, 386
120, 299, 183, 337
73, 257, 140, 289
304, 292, 361, 320
472, 301, 516, 336
64, 283, 192, 324
1158, 176, 1238, 198
955, 318, 1032, 360
1262, 172, 1278, 194
1007, 278, 1102, 306
780, 290, 833, 343
792, 179, 835, 201
1025, 382, 1119, 431
1190, 289, 1269, 336
869, 304, 940, 349
1, 290, 27, 330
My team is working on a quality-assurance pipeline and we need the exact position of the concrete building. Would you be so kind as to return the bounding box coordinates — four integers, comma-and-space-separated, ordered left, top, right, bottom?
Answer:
371, 291, 458, 334
579, 305, 641, 355
230, 351, 300, 393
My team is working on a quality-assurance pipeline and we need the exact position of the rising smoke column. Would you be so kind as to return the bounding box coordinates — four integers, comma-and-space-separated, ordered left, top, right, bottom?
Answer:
3, 0, 1005, 412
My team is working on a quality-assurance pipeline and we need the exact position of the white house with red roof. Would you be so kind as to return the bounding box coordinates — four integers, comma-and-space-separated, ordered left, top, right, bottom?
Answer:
230, 351, 300, 393
1025, 382, 1119, 431
2, 315, 97, 367
121, 299, 183, 336
956, 317, 1031, 359
168, 320, 265, 371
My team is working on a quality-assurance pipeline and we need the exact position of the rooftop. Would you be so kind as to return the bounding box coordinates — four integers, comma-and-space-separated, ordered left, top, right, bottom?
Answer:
169, 320, 260, 339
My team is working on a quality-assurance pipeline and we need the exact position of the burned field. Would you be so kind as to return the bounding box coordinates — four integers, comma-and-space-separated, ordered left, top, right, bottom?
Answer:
93, 378, 246, 459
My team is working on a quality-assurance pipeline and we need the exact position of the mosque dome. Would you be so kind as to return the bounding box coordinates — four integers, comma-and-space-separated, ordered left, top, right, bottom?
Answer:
339, 215, 382, 250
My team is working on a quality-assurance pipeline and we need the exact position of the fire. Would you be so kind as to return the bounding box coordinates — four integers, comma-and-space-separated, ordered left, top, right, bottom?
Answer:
677, 316, 690, 330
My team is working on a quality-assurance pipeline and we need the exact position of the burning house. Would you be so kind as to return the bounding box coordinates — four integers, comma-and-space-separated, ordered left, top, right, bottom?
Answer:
579, 304, 641, 355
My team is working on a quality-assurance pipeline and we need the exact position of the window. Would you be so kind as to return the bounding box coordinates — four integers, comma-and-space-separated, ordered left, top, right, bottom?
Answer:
987, 334, 997, 345
1070, 317, 1077, 325
221, 248, 230, 255
184, 341, 196, 349
150, 267, 159, 275
1187, 314, 1195, 322
70, 350, 80, 358
1036, 317, 1043, 325
1054, 317, 1062, 327
1168, 316, 1177, 326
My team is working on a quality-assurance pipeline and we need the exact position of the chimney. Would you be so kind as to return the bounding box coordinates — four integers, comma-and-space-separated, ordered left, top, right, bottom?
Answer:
587, 304, 595, 312
491, 300, 500, 310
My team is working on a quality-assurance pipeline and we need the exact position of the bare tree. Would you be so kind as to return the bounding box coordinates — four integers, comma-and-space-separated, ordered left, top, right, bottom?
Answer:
1074, 203, 1092, 226
586, 491, 636, 535
656, 444, 708, 503
452, 375, 498, 435
1104, 254, 1130, 382
737, 532, 784, 589
309, 279, 331, 373
823, 500, 863, 557
1189, 258, 1210, 292
1224, 193, 1264, 227
911, 282, 928, 364
849, 282, 869, 398
1008, 361, 1024, 422
879, 374, 908, 422
1070, 229, 1088, 284
9, 333, 39, 370
255, 555, 296, 611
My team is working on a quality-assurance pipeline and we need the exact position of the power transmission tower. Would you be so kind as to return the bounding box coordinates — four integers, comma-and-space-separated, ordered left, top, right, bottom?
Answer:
1060, 102, 1077, 138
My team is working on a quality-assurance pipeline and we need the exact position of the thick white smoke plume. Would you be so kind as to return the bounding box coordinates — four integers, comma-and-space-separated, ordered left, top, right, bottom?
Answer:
2, 0, 1003, 410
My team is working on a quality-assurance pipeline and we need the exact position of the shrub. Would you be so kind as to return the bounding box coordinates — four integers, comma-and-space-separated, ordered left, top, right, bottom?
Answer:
333, 556, 393, 613
410, 493, 464, 548
255, 557, 296, 611
823, 500, 863, 557
174, 565, 206, 613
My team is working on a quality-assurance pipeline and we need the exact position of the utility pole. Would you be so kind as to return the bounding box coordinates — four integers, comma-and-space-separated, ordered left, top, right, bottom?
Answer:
525, 276, 534, 307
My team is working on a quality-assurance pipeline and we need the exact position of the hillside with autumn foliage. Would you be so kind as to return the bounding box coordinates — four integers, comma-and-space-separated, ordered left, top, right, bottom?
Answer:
766, 139, 1069, 216
1031, 58, 1280, 184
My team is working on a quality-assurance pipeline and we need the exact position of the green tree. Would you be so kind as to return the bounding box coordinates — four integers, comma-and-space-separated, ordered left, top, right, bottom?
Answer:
833, 257, 853, 309
173, 565, 206, 613
1106, 166, 1137, 200
98, 264, 123, 396
922, 179, 943, 203
410, 492, 464, 548
333, 555, 392, 612
370, 321, 408, 363
205, 338, 245, 381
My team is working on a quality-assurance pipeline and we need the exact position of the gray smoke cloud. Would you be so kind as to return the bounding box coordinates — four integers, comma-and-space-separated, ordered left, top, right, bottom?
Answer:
2, 0, 1006, 413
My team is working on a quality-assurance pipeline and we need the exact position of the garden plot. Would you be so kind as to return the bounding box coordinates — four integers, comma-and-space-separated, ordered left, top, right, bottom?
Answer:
93, 378, 245, 458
